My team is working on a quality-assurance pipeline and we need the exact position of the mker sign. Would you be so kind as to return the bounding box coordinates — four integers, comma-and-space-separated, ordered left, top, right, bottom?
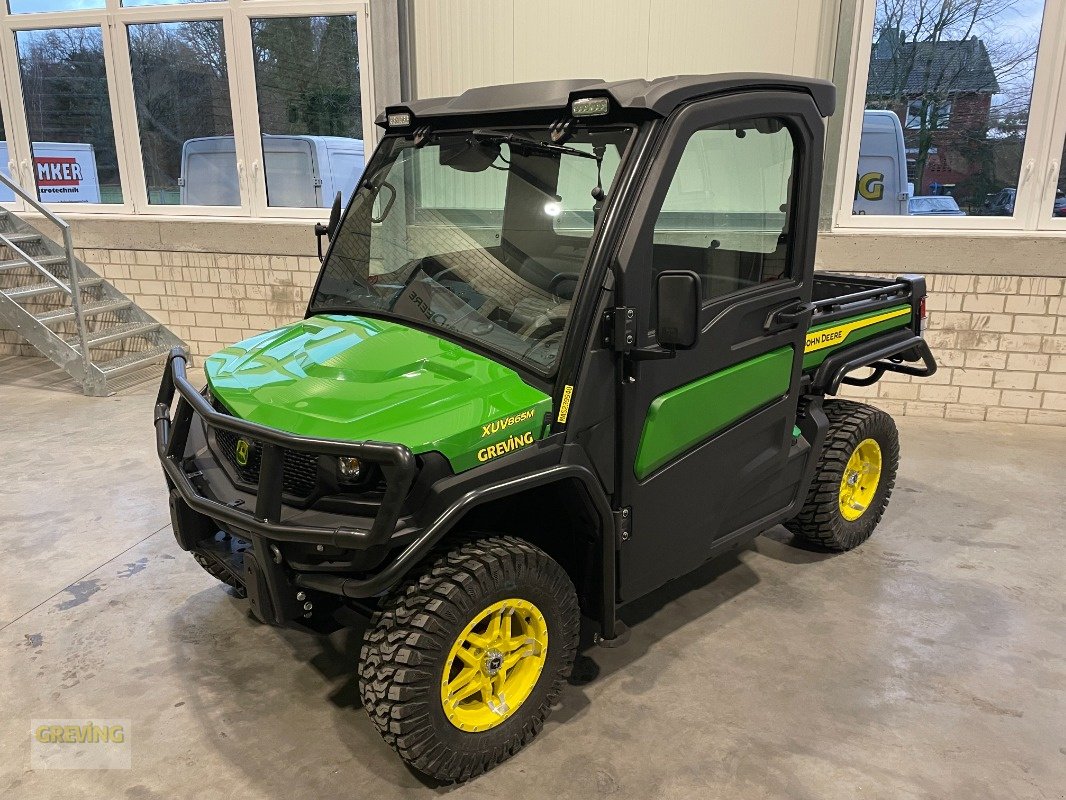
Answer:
0, 141, 102, 203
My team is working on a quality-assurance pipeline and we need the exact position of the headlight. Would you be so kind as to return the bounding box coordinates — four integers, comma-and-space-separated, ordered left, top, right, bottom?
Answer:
338, 457, 362, 479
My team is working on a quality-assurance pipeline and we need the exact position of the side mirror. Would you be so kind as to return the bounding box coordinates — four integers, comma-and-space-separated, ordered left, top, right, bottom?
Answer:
327, 190, 343, 238
655, 271, 701, 349
315, 191, 343, 261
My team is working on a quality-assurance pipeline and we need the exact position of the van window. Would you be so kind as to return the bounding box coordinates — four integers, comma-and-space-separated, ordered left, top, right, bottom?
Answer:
326, 149, 365, 206
652, 119, 795, 300
262, 137, 317, 207
182, 148, 239, 206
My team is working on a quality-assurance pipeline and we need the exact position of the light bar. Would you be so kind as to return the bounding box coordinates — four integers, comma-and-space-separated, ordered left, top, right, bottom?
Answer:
386, 111, 412, 128
571, 97, 610, 117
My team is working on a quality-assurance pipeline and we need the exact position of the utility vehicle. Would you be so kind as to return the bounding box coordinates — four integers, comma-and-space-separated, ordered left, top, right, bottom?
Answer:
155, 74, 937, 782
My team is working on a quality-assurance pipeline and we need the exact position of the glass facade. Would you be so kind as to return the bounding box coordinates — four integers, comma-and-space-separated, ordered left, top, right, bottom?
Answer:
0, 1, 370, 213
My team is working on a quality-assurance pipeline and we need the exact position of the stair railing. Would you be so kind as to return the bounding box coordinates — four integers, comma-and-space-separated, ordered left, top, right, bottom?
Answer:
0, 170, 91, 378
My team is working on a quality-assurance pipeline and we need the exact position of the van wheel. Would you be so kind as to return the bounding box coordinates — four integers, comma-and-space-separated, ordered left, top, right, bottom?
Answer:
358, 536, 579, 783
786, 400, 899, 551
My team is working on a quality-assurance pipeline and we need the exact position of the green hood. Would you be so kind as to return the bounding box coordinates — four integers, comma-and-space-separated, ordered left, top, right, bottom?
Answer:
204, 315, 552, 473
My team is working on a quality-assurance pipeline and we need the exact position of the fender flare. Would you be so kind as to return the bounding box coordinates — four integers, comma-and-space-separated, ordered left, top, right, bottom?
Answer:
294, 463, 615, 601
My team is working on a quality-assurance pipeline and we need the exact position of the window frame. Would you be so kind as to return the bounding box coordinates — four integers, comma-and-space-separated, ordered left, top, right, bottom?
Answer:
233, 2, 376, 220
832, 0, 1066, 233
0, 0, 374, 219
1033, 25, 1066, 231
1, 9, 137, 214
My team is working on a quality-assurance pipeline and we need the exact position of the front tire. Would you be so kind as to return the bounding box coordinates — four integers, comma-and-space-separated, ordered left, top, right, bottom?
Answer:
191, 532, 247, 598
786, 400, 899, 550
358, 536, 579, 783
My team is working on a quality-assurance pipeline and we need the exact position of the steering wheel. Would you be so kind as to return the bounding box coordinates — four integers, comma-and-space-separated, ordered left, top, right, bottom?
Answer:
430, 264, 468, 285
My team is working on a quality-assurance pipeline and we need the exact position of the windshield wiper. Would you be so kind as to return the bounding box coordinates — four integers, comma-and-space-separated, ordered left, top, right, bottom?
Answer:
471, 129, 601, 161
472, 129, 608, 204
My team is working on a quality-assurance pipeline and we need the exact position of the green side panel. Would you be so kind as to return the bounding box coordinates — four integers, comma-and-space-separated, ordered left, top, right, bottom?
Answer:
204, 315, 552, 473
801, 305, 912, 370
634, 346, 794, 480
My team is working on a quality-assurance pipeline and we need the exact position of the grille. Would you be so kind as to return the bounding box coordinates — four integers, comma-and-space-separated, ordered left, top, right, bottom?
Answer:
214, 428, 320, 498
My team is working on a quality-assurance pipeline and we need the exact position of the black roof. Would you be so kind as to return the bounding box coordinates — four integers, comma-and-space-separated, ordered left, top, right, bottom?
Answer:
867, 29, 999, 96
379, 73, 835, 126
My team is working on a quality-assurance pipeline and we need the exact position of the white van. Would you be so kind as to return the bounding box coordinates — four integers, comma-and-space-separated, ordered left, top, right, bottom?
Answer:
854, 110, 910, 215
0, 141, 102, 204
179, 134, 365, 208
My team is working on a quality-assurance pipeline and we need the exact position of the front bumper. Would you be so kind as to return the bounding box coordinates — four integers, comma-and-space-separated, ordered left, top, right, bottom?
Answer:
155, 349, 418, 549
155, 349, 429, 620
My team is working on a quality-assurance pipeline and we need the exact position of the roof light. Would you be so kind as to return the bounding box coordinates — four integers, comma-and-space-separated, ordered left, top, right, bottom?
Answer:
571, 97, 610, 117
387, 111, 412, 128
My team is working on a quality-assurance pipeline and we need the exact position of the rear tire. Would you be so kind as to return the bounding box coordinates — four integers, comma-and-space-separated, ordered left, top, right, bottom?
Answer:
358, 535, 579, 783
786, 400, 899, 551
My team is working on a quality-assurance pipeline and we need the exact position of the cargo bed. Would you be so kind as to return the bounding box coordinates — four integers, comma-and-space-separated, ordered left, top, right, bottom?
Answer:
802, 272, 936, 393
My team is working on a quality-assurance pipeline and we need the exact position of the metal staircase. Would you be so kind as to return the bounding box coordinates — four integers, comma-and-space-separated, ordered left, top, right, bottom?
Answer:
0, 172, 185, 395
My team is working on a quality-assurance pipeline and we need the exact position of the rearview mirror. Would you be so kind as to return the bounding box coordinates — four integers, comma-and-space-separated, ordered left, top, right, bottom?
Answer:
655, 271, 701, 349
439, 139, 501, 172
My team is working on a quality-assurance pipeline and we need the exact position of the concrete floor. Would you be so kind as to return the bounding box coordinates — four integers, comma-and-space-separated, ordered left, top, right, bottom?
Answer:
1, 356, 1064, 799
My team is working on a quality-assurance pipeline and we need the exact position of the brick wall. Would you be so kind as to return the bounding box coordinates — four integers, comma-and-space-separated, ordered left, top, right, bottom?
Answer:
840, 273, 1066, 426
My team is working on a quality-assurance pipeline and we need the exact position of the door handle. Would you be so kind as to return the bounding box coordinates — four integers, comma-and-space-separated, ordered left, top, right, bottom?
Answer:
764, 301, 814, 332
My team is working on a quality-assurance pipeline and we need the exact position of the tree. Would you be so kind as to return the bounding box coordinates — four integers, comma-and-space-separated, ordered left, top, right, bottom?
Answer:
17, 27, 122, 195
251, 16, 362, 139
867, 0, 1039, 196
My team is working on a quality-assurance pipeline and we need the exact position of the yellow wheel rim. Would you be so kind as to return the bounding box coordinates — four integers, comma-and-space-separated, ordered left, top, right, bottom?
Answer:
838, 438, 882, 521
440, 598, 548, 733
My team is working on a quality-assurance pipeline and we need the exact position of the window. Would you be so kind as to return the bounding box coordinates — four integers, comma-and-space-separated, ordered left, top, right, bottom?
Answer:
851, 1, 1046, 218
0, 101, 11, 203
0, 2, 373, 216
123, 1, 217, 6
316, 126, 631, 374
1051, 139, 1066, 218
16, 27, 123, 204
250, 15, 364, 209
905, 99, 952, 129
652, 119, 795, 300
128, 20, 238, 206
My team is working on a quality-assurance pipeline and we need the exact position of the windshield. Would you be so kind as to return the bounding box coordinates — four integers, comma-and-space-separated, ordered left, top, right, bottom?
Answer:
910, 196, 960, 213
309, 125, 631, 374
